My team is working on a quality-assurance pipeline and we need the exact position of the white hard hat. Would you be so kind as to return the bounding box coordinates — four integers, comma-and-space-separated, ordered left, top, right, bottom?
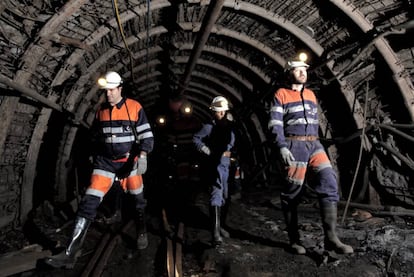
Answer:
210, 96, 229, 112
98, 71, 123, 89
284, 60, 309, 71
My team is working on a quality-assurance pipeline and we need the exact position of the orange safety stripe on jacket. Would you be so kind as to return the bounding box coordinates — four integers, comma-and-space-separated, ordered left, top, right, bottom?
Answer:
97, 98, 141, 121
275, 87, 317, 105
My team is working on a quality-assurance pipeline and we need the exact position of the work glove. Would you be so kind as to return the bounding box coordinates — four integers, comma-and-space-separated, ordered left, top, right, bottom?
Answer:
137, 156, 147, 175
201, 145, 211, 156
280, 147, 295, 166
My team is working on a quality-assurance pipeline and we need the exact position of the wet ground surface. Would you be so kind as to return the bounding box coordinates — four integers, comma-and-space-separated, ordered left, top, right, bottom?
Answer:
2, 186, 414, 277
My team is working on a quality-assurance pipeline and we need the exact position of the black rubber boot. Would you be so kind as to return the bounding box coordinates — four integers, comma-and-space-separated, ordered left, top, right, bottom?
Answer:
213, 206, 223, 245
136, 208, 148, 249
282, 200, 306, 254
320, 201, 353, 254
44, 216, 91, 269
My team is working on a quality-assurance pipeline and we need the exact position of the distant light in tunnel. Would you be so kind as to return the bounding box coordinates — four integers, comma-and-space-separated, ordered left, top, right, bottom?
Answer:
157, 116, 166, 126
184, 106, 191, 113
180, 101, 193, 115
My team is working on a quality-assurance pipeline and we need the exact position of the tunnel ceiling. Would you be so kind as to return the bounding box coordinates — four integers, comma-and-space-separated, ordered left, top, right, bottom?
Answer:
0, 0, 413, 227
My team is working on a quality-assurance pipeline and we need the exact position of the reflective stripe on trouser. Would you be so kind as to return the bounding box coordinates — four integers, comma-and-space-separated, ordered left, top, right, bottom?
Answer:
281, 140, 339, 202
85, 168, 144, 198
211, 156, 230, 207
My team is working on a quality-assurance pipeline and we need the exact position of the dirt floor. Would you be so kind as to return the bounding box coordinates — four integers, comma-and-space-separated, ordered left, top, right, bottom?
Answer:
2, 185, 414, 277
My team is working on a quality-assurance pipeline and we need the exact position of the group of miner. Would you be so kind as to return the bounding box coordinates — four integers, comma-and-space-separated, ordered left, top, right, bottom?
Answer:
44, 59, 353, 269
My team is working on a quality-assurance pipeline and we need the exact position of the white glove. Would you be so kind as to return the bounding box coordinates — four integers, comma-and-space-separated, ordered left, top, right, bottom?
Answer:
136, 156, 147, 175
201, 145, 211, 155
280, 147, 295, 166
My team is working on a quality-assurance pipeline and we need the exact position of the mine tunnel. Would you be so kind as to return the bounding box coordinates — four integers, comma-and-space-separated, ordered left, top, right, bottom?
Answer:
0, 1, 414, 276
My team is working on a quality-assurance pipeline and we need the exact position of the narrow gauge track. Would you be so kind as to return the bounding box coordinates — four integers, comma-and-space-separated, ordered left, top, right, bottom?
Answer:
79, 220, 135, 276
75, 209, 184, 276
162, 209, 184, 277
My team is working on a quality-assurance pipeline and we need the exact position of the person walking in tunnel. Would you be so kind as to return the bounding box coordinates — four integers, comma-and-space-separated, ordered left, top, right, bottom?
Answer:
45, 71, 154, 268
193, 96, 235, 245
268, 60, 353, 255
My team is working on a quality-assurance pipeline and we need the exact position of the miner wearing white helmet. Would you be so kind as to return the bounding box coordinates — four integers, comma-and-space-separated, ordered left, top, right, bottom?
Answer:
193, 95, 235, 245
209, 96, 229, 112
268, 60, 353, 255
45, 71, 154, 268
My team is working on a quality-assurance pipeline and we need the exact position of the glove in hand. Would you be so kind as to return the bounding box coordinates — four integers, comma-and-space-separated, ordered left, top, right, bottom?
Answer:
201, 145, 211, 155
280, 147, 295, 166
137, 156, 147, 175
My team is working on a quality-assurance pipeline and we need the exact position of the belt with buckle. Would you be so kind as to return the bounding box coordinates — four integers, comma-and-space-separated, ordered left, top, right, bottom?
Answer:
286, 135, 318, 141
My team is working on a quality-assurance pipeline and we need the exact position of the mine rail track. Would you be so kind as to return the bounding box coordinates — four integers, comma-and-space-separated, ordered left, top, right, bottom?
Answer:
80, 220, 135, 276
72, 209, 184, 276
162, 209, 184, 277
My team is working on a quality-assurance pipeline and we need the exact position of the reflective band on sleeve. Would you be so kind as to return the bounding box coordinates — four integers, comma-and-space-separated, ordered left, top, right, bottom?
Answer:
268, 119, 283, 128
270, 106, 283, 113
138, 131, 154, 140
136, 123, 151, 132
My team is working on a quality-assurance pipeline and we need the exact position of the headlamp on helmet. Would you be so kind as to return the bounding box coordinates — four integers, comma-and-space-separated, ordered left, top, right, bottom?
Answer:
284, 60, 309, 72
210, 96, 229, 112
98, 71, 123, 89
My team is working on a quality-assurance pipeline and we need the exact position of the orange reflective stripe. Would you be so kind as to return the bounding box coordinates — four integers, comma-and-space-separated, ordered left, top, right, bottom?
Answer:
90, 174, 113, 195
309, 150, 331, 172
287, 164, 307, 185
89, 171, 143, 196
119, 175, 143, 191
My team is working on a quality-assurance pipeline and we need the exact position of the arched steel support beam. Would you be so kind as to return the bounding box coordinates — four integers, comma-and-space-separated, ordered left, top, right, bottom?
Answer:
65, 27, 168, 114
178, 43, 271, 83
172, 68, 242, 103
223, 0, 324, 55
178, 22, 285, 66
52, 0, 170, 86
173, 56, 253, 91
330, 0, 414, 122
